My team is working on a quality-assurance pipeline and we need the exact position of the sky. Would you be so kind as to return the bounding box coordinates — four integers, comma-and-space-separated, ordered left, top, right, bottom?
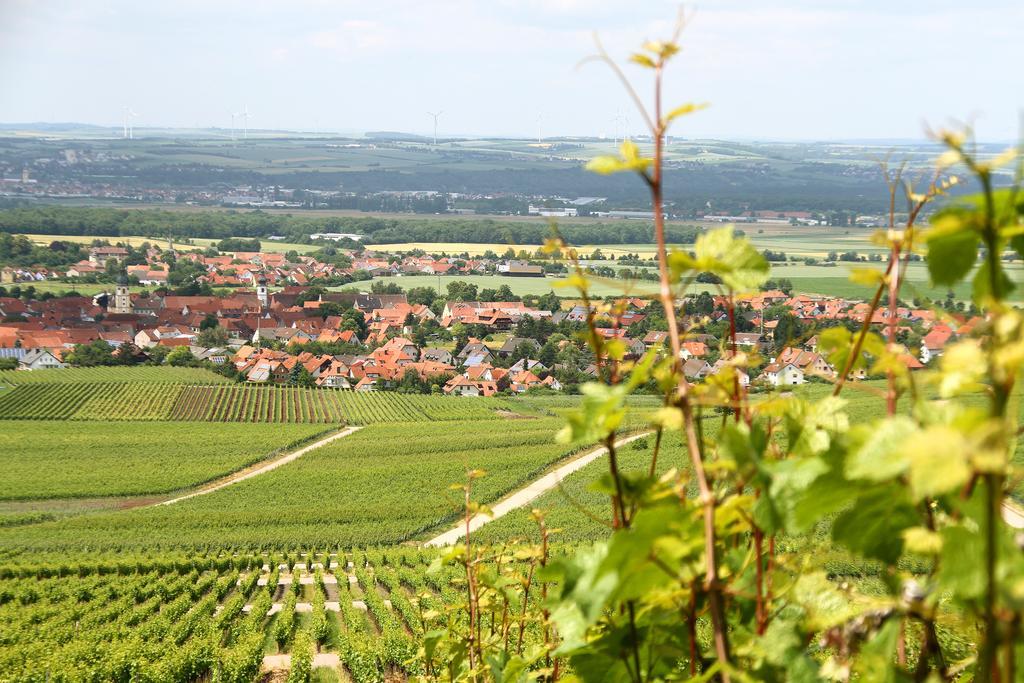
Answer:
0, 0, 1021, 141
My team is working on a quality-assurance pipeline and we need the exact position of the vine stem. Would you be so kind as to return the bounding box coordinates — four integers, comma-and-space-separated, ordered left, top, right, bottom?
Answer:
647, 61, 732, 676
978, 166, 1007, 683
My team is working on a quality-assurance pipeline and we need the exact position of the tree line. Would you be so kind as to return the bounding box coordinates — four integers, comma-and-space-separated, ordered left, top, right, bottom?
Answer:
0, 206, 704, 246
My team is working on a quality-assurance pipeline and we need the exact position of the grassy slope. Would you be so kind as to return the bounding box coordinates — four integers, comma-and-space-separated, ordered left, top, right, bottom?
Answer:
0, 366, 230, 386
0, 422, 327, 500
0, 417, 592, 549
477, 380, 1024, 543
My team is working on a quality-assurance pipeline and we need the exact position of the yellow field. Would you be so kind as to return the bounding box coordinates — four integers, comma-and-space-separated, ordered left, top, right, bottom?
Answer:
22, 234, 179, 248
21, 234, 320, 255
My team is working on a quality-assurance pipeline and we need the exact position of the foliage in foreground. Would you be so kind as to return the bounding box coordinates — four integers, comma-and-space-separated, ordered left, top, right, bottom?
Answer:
420, 20, 1024, 683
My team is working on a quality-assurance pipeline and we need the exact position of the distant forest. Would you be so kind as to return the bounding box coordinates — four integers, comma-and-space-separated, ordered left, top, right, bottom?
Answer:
0, 206, 705, 246
29, 163, 889, 215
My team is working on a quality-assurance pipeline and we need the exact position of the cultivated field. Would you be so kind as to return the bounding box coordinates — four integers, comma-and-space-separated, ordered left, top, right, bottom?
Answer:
0, 547, 516, 682
0, 366, 229, 386
0, 417, 589, 550
0, 422, 327, 500
0, 382, 518, 423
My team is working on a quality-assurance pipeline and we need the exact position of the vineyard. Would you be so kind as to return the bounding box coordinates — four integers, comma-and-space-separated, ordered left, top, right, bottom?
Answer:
0, 422, 329, 500
0, 382, 517, 423
0, 366, 230, 387
168, 385, 515, 424
0, 418, 600, 550
0, 546, 540, 682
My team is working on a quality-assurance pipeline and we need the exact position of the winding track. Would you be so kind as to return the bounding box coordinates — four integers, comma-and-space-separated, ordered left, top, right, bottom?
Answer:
154, 426, 362, 507
424, 431, 652, 547
417, 426, 1024, 542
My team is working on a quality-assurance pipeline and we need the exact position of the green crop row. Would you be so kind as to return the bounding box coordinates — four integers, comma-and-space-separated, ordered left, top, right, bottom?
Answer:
0, 381, 519, 424
0, 366, 231, 387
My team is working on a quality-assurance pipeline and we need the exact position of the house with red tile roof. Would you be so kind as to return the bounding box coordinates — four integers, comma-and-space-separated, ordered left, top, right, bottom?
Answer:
920, 323, 955, 364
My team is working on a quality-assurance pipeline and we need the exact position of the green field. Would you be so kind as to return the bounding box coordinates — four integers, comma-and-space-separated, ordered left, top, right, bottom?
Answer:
0, 422, 327, 501
0, 382, 520, 423
20, 232, 321, 255
479, 381, 1024, 544
357, 273, 661, 298
0, 546, 528, 682
0, 417, 589, 550
0, 366, 229, 387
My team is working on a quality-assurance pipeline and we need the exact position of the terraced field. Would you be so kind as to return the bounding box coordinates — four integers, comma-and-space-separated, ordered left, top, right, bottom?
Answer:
0, 418, 590, 550
0, 382, 517, 424
0, 422, 329, 500
0, 547, 530, 683
0, 366, 230, 386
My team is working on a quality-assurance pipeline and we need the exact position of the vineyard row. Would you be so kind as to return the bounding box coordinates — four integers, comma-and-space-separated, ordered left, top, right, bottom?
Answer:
0, 382, 515, 424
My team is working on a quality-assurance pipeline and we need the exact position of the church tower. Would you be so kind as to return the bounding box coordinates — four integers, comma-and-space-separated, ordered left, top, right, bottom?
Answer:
108, 276, 132, 315
257, 275, 268, 310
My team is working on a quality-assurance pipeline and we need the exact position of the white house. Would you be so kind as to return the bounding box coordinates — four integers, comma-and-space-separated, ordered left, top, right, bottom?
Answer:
761, 362, 804, 386
19, 348, 66, 370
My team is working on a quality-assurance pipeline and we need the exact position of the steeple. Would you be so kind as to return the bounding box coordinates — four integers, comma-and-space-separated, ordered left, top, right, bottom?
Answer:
256, 274, 268, 309
108, 276, 132, 315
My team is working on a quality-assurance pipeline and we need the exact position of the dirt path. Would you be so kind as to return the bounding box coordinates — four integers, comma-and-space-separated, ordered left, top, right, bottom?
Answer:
154, 426, 362, 507
423, 431, 651, 547
262, 653, 340, 671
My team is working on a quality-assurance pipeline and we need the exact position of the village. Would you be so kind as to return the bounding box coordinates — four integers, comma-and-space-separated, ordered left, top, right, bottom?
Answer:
0, 239, 975, 395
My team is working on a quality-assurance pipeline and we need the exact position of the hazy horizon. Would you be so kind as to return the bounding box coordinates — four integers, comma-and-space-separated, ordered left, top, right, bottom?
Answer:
1, 0, 1021, 141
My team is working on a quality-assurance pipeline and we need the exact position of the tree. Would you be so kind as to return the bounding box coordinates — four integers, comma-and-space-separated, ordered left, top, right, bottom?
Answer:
538, 339, 558, 367
692, 291, 715, 316
196, 326, 228, 348
199, 314, 219, 331
339, 308, 367, 338
165, 346, 195, 367
317, 301, 345, 319
771, 311, 803, 349
290, 366, 315, 388
398, 367, 424, 393
66, 340, 117, 367
537, 291, 561, 313
446, 281, 479, 302
406, 286, 438, 307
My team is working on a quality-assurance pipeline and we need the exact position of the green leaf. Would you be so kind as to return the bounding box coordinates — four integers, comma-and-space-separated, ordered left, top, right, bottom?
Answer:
1010, 231, 1024, 262
926, 215, 977, 286
904, 425, 971, 500
848, 266, 886, 288
794, 571, 862, 632
545, 543, 617, 653
832, 486, 918, 564
938, 524, 986, 600
629, 53, 656, 68
766, 454, 858, 534
850, 617, 904, 682
557, 382, 627, 445
680, 226, 770, 292
972, 257, 1015, 304
584, 141, 652, 176
844, 417, 914, 482
585, 155, 629, 175
937, 340, 987, 397
664, 102, 709, 124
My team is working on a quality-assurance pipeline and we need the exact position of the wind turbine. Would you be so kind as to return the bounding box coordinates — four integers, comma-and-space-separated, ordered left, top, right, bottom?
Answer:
229, 111, 237, 141
536, 114, 543, 144
122, 107, 130, 139
237, 105, 251, 140
127, 108, 139, 139
611, 113, 626, 143
427, 111, 443, 145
